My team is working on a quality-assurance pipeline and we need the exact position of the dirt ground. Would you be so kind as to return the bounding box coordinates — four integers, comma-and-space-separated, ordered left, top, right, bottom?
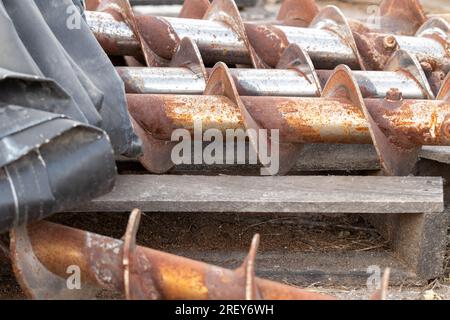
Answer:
0, 0, 449, 300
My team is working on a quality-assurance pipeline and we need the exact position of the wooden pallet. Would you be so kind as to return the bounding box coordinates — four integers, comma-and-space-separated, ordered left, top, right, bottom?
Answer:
67, 173, 448, 285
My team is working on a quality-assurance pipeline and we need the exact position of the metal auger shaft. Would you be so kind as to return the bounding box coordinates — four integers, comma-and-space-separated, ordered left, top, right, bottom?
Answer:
86, 11, 141, 57
10, 210, 336, 300
85, 0, 319, 64
127, 93, 449, 146
85, 3, 355, 68
85, 0, 448, 71
86, 11, 254, 65
117, 40, 435, 99
119, 67, 432, 98
119, 66, 318, 96
353, 17, 449, 73
85, 0, 265, 67
246, 14, 448, 70
259, 27, 445, 69
126, 63, 450, 176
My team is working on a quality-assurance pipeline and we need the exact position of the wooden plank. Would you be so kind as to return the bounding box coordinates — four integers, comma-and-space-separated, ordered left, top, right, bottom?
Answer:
420, 146, 450, 164
69, 175, 444, 213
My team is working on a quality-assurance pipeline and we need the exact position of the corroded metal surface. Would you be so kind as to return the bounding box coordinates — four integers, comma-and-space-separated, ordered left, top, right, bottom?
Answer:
86, 11, 142, 57
86, 0, 449, 83
246, 5, 363, 69
10, 210, 341, 300
128, 63, 450, 175
378, 0, 427, 35
438, 73, 450, 101
86, 0, 102, 10
118, 39, 435, 99
276, 0, 319, 27
88, 0, 266, 67
179, 0, 211, 19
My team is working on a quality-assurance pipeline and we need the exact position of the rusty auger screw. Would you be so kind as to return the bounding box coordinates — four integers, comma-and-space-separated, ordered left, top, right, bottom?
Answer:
9, 209, 392, 300
443, 121, 450, 138
127, 62, 450, 176
86, 0, 448, 76
10, 210, 343, 300
117, 38, 436, 99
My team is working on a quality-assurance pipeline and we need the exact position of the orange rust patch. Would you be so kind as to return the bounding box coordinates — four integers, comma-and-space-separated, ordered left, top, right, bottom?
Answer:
157, 262, 209, 300
164, 95, 244, 132
276, 98, 370, 144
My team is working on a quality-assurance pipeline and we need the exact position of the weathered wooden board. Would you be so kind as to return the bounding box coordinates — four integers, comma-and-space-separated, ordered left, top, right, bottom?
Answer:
420, 146, 450, 165
70, 175, 444, 213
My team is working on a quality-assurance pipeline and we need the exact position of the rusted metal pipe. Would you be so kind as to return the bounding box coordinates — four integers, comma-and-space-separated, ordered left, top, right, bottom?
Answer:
87, 0, 210, 18
87, 11, 141, 57
354, 17, 449, 72
86, 3, 359, 68
245, 5, 363, 69
247, 14, 448, 70
117, 39, 434, 99
278, 0, 428, 35
178, 0, 211, 19
86, 0, 448, 73
87, 0, 320, 54
86, 0, 265, 67
128, 91, 449, 145
85, 0, 102, 10
120, 67, 432, 98
10, 209, 338, 300
127, 63, 450, 176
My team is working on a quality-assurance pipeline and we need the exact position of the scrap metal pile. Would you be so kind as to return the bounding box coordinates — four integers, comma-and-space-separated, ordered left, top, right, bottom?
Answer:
0, 0, 448, 300
86, 0, 450, 176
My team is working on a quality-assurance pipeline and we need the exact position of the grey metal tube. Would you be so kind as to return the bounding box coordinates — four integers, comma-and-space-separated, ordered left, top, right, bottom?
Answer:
394, 35, 447, 62
228, 68, 319, 96
86, 11, 447, 70
117, 67, 320, 96
85, 11, 357, 67
317, 70, 430, 99
117, 67, 206, 94
353, 71, 430, 99
118, 67, 428, 99
275, 25, 358, 69
164, 17, 252, 65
